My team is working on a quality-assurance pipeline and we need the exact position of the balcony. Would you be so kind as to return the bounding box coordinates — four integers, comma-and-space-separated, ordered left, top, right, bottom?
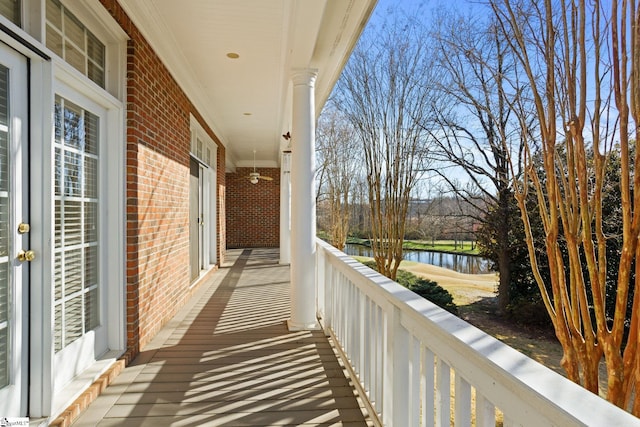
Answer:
72, 248, 373, 426
74, 244, 638, 426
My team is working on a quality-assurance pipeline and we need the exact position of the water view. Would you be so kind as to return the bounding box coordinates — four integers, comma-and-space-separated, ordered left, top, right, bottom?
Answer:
343, 243, 490, 274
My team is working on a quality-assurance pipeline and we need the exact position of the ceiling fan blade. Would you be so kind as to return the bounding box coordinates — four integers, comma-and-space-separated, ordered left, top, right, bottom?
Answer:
258, 175, 274, 181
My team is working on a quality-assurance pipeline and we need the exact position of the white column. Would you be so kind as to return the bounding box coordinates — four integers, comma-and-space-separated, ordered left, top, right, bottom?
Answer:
288, 68, 319, 331
279, 152, 291, 264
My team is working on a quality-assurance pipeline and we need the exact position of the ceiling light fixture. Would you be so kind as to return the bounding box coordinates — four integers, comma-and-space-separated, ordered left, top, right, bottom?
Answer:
244, 150, 274, 185
226, 52, 240, 59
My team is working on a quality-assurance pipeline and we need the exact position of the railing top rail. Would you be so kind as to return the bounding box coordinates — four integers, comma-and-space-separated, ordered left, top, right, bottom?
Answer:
316, 238, 640, 426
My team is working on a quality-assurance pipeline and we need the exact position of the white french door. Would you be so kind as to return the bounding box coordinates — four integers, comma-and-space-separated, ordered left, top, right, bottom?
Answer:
190, 158, 207, 281
52, 91, 107, 392
199, 164, 205, 270
0, 42, 29, 417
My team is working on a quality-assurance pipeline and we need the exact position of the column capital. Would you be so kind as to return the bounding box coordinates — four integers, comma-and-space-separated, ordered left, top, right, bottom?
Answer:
291, 68, 318, 86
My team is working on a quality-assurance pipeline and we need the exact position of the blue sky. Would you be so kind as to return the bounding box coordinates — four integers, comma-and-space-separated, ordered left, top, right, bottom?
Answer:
368, 0, 490, 27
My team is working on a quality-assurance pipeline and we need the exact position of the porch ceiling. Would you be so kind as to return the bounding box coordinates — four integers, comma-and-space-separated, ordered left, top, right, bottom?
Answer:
118, 0, 376, 170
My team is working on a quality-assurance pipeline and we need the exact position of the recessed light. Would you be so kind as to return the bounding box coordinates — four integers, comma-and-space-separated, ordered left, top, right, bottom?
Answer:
243, 112, 252, 116
226, 52, 240, 59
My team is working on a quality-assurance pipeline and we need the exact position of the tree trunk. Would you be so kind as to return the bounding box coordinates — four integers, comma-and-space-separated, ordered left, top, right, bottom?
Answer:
497, 248, 510, 314
495, 0, 640, 413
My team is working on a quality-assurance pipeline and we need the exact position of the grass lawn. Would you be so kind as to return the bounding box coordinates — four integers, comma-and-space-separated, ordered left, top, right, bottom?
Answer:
402, 239, 479, 254
344, 237, 480, 255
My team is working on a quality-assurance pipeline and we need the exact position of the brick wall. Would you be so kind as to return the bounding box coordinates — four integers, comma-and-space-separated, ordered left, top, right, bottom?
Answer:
226, 167, 280, 248
99, 0, 225, 356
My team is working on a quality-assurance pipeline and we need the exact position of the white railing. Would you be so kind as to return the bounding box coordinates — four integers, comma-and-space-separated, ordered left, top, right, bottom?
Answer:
315, 239, 639, 427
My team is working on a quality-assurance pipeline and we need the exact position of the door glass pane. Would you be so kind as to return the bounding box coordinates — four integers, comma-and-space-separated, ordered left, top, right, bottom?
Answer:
65, 295, 83, 346
0, 192, 7, 257
84, 157, 98, 197
0, 0, 20, 26
85, 287, 98, 331
0, 65, 9, 388
0, 262, 8, 387
54, 305, 62, 352
54, 96, 100, 353
63, 249, 82, 296
0, 327, 7, 386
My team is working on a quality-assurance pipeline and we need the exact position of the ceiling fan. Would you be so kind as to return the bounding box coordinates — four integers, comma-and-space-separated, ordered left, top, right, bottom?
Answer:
245, 150, 274, 184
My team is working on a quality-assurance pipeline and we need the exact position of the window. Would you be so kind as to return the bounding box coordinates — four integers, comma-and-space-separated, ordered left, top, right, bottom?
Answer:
191, 134, 215, 168
0, 0, 20, 26
53, 95, 100, 352
46, 0, 105, 88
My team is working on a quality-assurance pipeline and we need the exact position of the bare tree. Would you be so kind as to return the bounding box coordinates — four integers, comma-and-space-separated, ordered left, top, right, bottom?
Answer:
334, 10, 437, 280
316, 107, 360, 250
492, 0, 640, 412
348, 179, 371, 237
427, 10, 529, 313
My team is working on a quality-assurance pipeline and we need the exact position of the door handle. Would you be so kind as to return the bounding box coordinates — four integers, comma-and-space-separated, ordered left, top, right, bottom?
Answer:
17, 250, 35, 262
18, 223, 30, 234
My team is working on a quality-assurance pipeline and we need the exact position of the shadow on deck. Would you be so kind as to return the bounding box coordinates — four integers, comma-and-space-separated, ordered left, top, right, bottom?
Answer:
73, 248, 372, 426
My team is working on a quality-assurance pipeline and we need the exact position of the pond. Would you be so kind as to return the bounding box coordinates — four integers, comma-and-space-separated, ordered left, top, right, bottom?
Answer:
342, 243, 491, 274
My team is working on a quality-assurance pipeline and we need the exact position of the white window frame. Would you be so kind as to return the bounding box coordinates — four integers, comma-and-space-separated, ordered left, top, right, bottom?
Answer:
47, 59, 125, 419
30, 0, 127, 100
1, 1, 127, 101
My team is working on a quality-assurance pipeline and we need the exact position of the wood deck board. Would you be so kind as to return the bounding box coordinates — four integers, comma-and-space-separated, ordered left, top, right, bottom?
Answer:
72, 248, 372, 427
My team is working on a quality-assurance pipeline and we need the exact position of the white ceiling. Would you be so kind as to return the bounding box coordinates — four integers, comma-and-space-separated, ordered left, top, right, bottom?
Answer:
119, 0, 376, 170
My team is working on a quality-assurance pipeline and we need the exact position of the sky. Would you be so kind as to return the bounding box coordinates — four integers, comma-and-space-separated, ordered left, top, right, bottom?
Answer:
368, 0, 489, 26
352, 0, 495, 197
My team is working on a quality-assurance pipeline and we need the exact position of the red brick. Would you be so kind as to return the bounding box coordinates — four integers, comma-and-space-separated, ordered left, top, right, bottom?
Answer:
226, 167, 280, 248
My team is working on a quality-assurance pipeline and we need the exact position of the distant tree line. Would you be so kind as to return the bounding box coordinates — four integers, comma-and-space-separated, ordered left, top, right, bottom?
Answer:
316, 192, 478, 244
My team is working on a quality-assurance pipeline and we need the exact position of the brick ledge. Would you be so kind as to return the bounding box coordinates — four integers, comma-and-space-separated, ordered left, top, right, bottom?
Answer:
48, 352, 131, 427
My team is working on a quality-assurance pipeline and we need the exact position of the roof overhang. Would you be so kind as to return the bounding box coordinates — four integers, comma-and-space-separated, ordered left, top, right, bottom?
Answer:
119, 0, 377, 169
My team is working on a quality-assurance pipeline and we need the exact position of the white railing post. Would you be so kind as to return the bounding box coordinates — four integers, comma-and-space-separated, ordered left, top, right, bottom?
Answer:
382, 306, 393, 425
374, 304, 383, 411
363, 297, 371, 396
358, 291, 366, 381
323, 248, 333, 331
435, 359, 450, 427
316, 243, 325, 322
422, 347, 435, 427
476, 393, 495, 427
383, 305, 410, 426
409, 336, 421, 426
455, 374, 472, 425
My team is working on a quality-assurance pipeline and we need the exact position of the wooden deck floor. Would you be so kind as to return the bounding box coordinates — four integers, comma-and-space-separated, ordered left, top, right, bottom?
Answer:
72, 248, 371, 427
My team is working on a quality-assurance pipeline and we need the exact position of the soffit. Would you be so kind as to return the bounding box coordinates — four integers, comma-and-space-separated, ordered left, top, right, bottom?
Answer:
118, 0, 376, 169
